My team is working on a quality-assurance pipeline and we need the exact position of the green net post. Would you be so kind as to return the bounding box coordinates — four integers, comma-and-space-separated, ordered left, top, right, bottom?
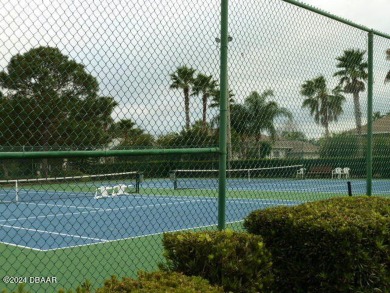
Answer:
169, 171, 177, 190
136, 172, 144, 193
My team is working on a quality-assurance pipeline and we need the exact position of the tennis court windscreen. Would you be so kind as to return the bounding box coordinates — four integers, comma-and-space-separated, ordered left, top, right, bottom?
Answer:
0, 171, 142, 203
170, 165, 303, 189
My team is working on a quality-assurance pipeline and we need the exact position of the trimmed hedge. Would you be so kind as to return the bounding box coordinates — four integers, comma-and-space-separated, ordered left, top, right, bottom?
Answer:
161, 230, 273, 293
95, 272, 222, 293
244, 196, 390, 293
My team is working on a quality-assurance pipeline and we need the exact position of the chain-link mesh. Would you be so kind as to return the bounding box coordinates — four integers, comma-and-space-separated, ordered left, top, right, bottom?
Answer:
0, 0, 389, 291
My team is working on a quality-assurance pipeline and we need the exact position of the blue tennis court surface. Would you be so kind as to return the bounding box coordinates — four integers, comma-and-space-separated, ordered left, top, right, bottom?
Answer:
143, 178, 390, 195
0, 193, 300, 251
1, 178, 389, 251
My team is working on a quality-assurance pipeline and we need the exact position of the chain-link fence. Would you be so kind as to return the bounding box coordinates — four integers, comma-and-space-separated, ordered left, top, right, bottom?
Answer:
1, 0, 389, 291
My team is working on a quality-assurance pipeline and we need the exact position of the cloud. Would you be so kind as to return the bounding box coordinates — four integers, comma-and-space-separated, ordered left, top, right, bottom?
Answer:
1, 0, 389, 140
302, 0, 390, 33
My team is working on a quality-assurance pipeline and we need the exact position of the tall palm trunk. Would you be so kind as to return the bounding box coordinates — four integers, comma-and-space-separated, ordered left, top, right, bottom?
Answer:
184, 88, 190, 130
353, 92, 362, 135
202, 94, 207, 130
324, 106, 330, 138
353, 92, 364, 157
324, 121, 330, 138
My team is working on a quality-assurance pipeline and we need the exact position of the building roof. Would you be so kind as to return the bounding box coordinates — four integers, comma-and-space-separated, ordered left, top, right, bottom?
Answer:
272, 139, 319, 154
347, 115, 390, 135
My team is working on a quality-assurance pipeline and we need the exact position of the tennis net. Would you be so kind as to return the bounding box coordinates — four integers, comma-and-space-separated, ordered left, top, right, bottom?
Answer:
169, 165, 304, 189
0, 171, 143, 203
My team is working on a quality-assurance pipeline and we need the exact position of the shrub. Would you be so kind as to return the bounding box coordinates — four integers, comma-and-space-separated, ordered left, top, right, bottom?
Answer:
1, 284, 30, 293
319, 134, 359, 158
161, 230, 273, 293
244, 196, 390, 293
95, 271, 222, 293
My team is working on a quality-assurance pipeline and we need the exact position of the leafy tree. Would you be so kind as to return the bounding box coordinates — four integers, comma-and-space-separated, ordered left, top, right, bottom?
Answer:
373, 111, 385, 121
157, 132, 181, 148
276, 120, 306, 141
0, 46, 117, 148
301, 76, 345, 138
175, 120, 218, 148
157, 121, 217, 161
111, 119, 154, 148
192, 74, 218, 129
0, 46, 117, 175
111, 119, 142, 140
334, 49, 368, 135
169, 66, 196, 130
279, 130, 307, 141
247, 141, 272, 159
157, 121, 217, 149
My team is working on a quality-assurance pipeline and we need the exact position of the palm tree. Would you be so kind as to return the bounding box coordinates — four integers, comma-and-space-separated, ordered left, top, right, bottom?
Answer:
192, 74, 218, 129
334, 49, 368, 135
386, 49, 390, 82
111, 119, 143, 143
209, 88, 235, 109
301, 76, 346, 138
169, 66, 196, 130
373, 111, 384, 121
242, 90, 292, 141
227, 90, 291, 159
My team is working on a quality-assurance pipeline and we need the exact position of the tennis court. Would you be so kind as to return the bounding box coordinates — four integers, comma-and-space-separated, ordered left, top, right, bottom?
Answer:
0, 192, 298, 251
1, 172, 390, 251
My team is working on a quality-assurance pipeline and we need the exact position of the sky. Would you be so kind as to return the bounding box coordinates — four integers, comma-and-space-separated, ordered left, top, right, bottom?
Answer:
0, 0, 390, 140
296, 0, 390, 136
302, 0, 390, 33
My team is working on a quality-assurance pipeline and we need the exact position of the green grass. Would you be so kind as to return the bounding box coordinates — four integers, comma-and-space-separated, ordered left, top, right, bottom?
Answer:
141, 187, 347, 202
1, 233, 164, 292
0, 222, 245, 292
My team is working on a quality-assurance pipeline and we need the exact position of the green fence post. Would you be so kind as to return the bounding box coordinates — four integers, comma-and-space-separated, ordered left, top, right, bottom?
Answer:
218, 0, 229, 230
366, 30, 374, 196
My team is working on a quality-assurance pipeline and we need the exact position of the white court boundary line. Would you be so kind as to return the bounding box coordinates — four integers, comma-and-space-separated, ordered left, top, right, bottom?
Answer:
0, 223, 108, 242
0, 198, 218, 223
0, 216, 240, 252
39, 220, 246, 252
20, 201, 104, 211
0, 240, 44, 251
0, 196, 298, 224
0, 197, 297, 251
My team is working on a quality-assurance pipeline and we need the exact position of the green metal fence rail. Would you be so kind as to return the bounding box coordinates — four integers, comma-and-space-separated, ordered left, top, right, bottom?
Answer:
0, 148, 220, 159
1, 0, 390, 291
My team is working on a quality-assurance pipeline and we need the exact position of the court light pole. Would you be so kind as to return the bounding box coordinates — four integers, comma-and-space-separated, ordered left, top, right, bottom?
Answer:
217, 0, 229, 231
216, 35, 233, 167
